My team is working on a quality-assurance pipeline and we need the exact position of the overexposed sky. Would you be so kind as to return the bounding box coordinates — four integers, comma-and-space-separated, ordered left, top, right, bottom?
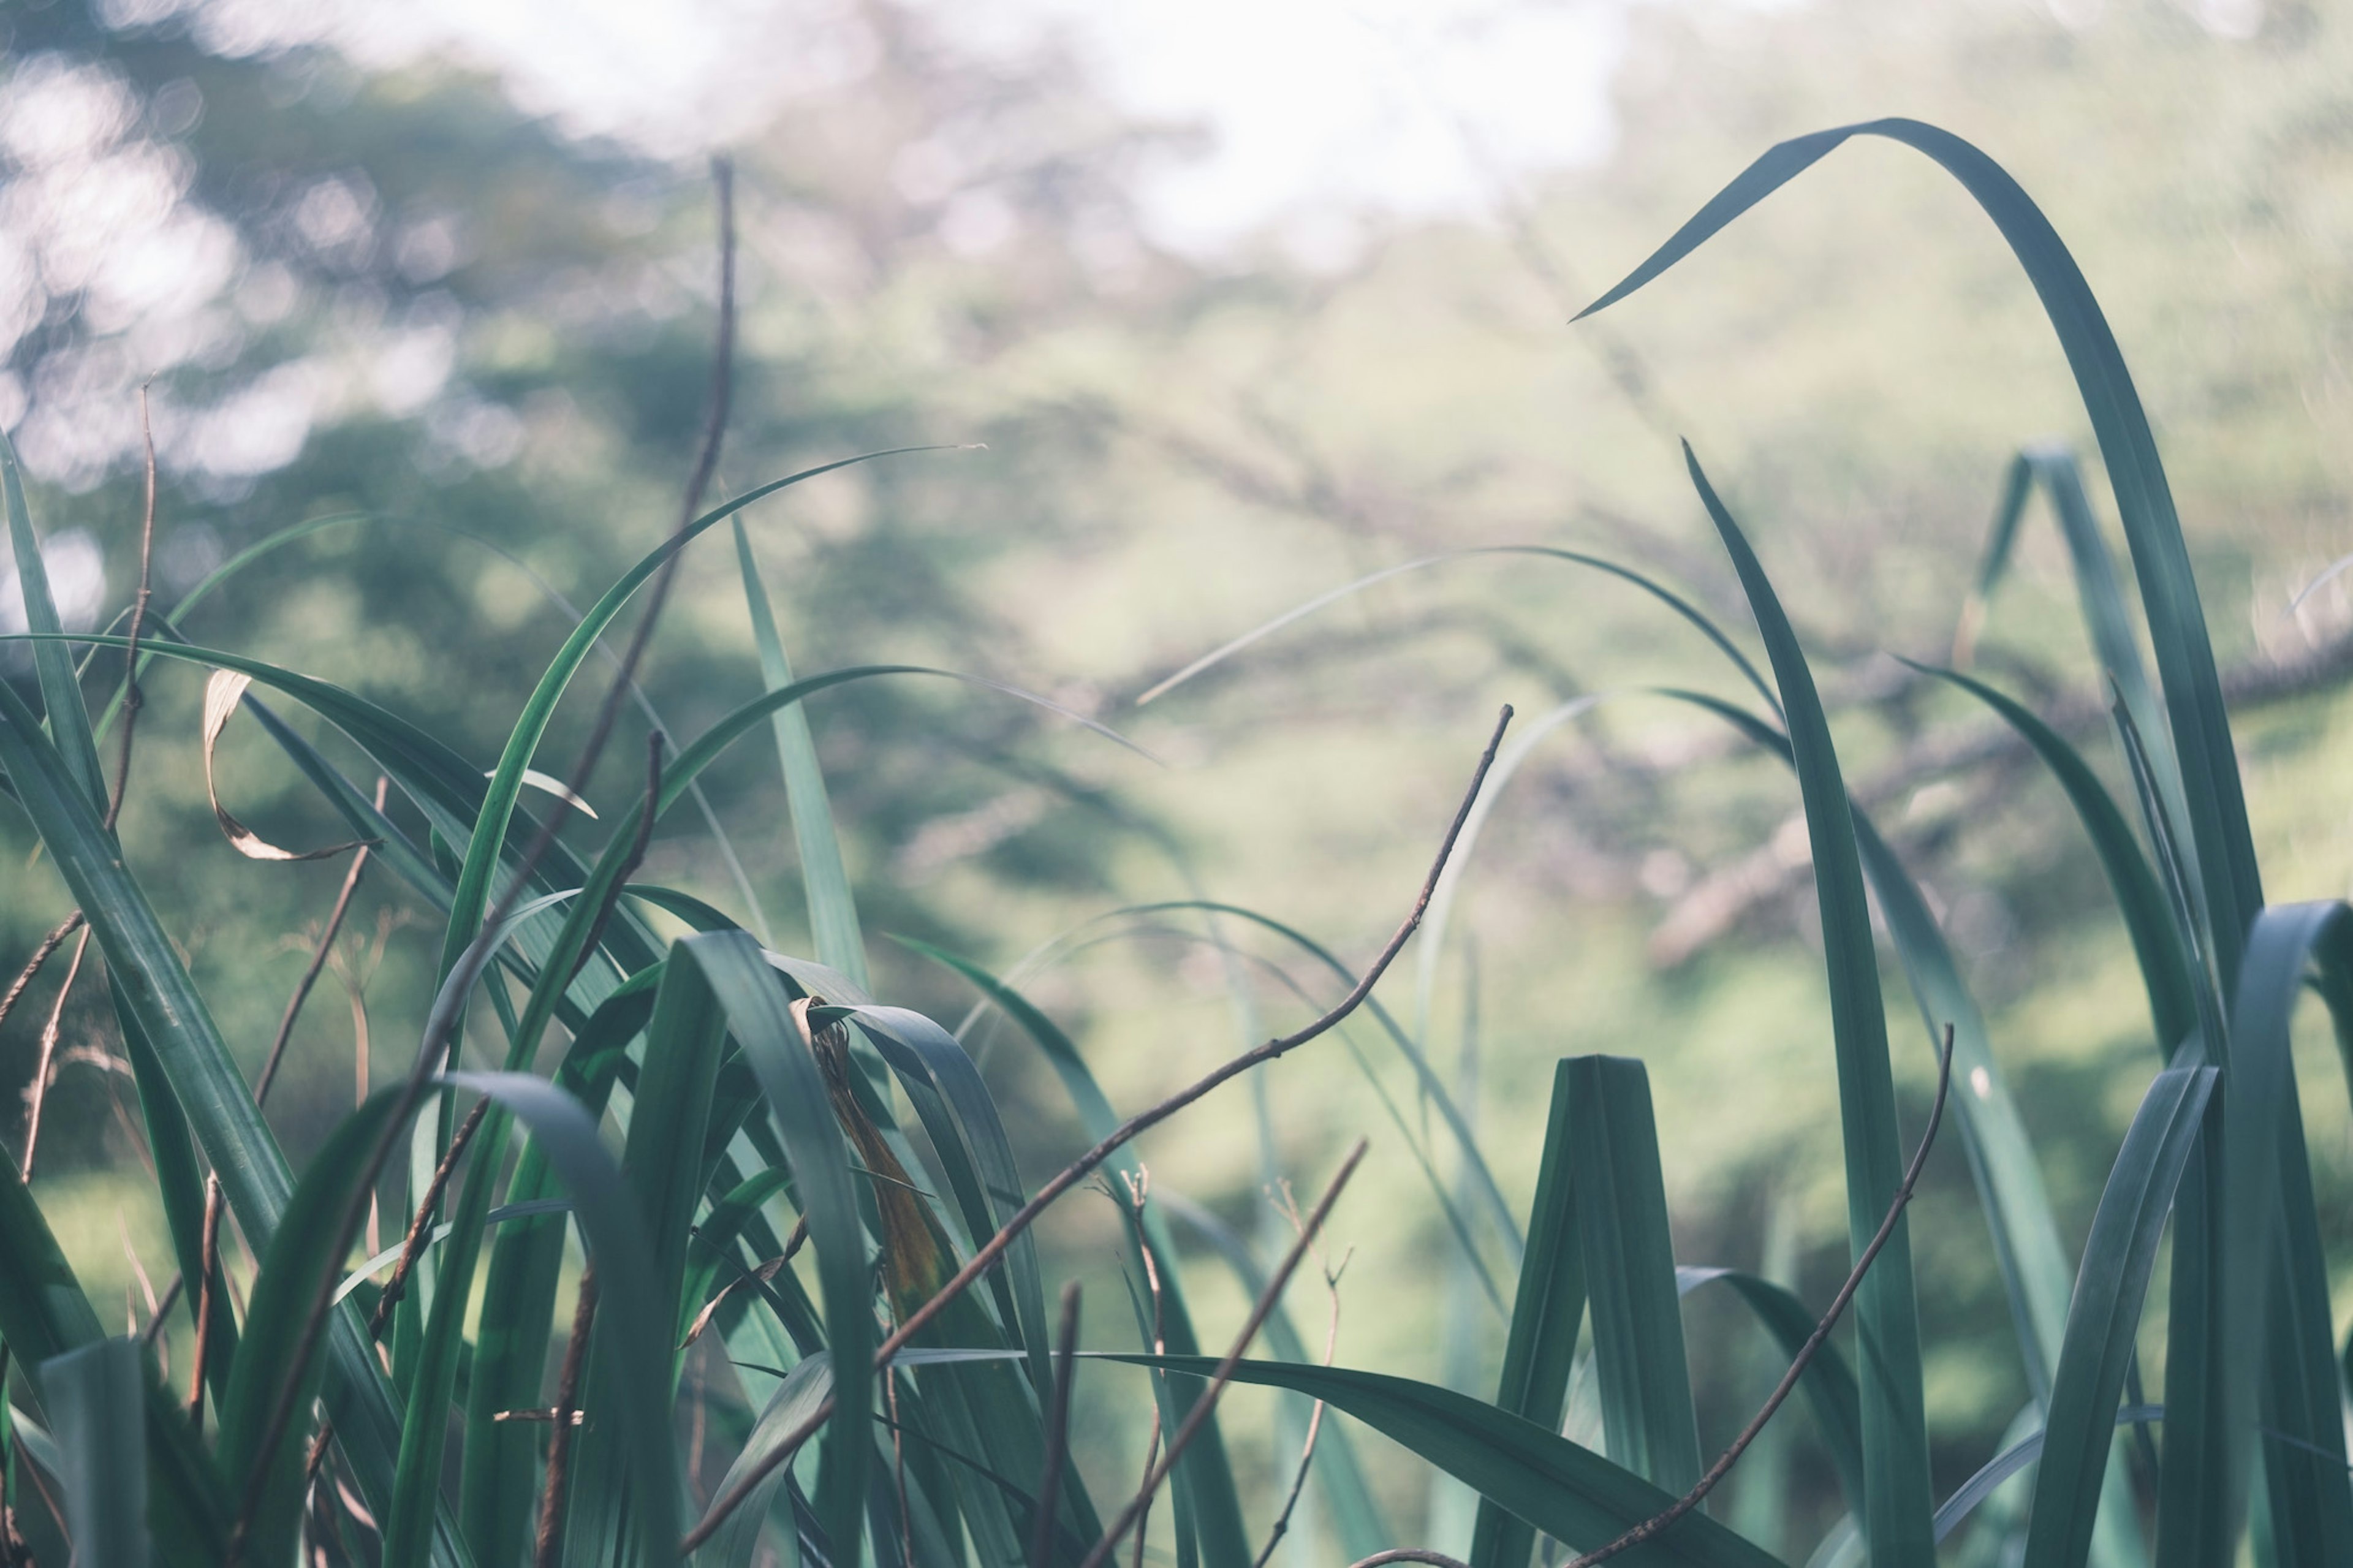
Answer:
324, 0, 1639, 258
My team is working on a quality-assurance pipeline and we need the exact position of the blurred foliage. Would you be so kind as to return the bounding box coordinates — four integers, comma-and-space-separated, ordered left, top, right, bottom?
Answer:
7, 0, 2353, 1548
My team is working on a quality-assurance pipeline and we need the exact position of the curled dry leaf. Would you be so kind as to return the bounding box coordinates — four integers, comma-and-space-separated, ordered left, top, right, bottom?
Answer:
202, 669, 377, 862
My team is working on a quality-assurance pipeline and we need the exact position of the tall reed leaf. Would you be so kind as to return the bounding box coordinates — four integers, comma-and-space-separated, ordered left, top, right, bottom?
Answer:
1680, 449, 1934, 1566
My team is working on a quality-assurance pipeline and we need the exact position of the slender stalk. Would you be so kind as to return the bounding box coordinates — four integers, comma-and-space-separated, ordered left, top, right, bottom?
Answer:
680, 707, 1512, 1555
367, 1096, 489, 1340
534, 1265, 598, 1568
1559, 1024, 1956, 1568
1029, 1281, 1083, 1568
187, 1176, 225, 1433
255, 778, 387, 1109
18, 926, 90, 1180
1346, 1553, 1471, 1567
102, 384, 157, 832
1252, 1221, 1347, 1568
1080, 1142, 1364, 1568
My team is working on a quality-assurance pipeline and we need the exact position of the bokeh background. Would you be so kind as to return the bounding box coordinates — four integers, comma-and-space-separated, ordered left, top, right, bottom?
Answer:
6, 0, 2352, 1557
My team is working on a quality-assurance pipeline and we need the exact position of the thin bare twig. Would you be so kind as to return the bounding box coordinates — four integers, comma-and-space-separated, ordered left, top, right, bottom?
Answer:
231, 160, 737, 1565
188, 1176, 225, 1432
1252, 1187, 1351, 1568
1078, 1140, 1366, 1568
534, 1265, 599, 1568
1347, 1553, 1472, 1567
0, 912, 83, 1043
103, 384, 157, 832
255, 778, 388, 1108
679, 708, 1512, 1555
19, 926, 91, 1179
367, 1096, 490, 1341
1029, 1281, 1083, 1568
1560, 1024, 1956, 1568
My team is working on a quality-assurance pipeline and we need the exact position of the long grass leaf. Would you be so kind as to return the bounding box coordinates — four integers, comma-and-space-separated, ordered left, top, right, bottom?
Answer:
2021, 1064, 2215, 1568
1471, 1059, 1589, 1568
735, 518, 868, 987
443, 1070, 681, 1568
0, 428, 107, 811
1096, 1355, 1786, 1568
40, 1338, 148, 1568
1681, 450, 1934, 1564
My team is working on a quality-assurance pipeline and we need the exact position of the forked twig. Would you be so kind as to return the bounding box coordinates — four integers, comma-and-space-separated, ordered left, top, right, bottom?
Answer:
0, 912, 83, 1042
1253, 1186, 1351, 1568
1078, 1140, 1366, 1568
1558, 1023, 1956, 1568
678, 708, 1513, 1555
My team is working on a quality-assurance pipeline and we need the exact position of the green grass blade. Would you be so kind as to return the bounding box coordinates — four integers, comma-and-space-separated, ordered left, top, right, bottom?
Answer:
218, 1088, 403, 1568
895, 938, 1255, 1566
1096, 1355, 1787, 1568
0, 665, 458, 1560
40, 1339, 149, 1568
850, 1006, 1051, 1392
666, 933, 871, 1561
699, 1352, 833, 1568
1937, 1409, 2164, 1545
0, 427, 108, 812
1471, 1059, 1589, 1568
110, 984, 239, 1415
735, 518, 868, 988
2021, 1064, 2216, 1568
2215, 906, 2353, 1566
1141, 545, 1779, 719
1677, 1270, 1864, 1518
1681, 449, 1934, 1566
1578, 119, 2262, 982
1561, 1057, 1703, 1494
566, 942, 733, 1568
1905, 664, 2197, 1051
437, 452, 934, 1049
458, 979, 648, 1567
443, 1070, 681, 1568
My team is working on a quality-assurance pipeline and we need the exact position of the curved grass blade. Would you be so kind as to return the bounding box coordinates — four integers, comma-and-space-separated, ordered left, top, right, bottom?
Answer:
850, 1006, 1050, 1385
1681, 449, 1933, 1566
2021, 1064, 2215, 1568
1577, 118, 2260, 983
1, 427, 107, 811
1938, 1409, 2164, 1545
40, 1338, 148, 1568
457, 977, 648, 1567
893, 937, 1254, 1566
1094, 1355, 1787, 1568
1562, 1056, 1702, 1494
1904, 663, 2196, 1051
216, 1087, 403, 1568
2215, 905, 2353, 1565
544, 938, 733, 1568
1139, 543, 1779, 720
443, 1070, 680, 1568
1675, 1270, 1863, 1518
1471, 1058, 1589, 1568
735, 518, 867, 988
665, 933, 871, 1561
